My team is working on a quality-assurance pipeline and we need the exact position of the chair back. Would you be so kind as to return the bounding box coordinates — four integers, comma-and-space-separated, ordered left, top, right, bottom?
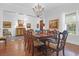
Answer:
25, 29, 34, 55
57, 30, 68, 49
24, 29, 34, 41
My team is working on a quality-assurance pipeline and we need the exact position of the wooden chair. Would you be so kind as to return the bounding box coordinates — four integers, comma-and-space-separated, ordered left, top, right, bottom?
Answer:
23, 29, 33, 55
47, 30, 68, 56
46, 30, 59, 48
24, 29, 43, 56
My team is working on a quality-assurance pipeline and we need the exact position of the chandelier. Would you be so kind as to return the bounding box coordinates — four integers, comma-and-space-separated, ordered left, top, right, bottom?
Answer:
32, 3, 44, 18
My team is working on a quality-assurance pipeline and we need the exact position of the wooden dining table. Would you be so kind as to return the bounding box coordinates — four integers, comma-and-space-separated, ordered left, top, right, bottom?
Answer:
33, 33, 53, 55
34, 34, 53, 42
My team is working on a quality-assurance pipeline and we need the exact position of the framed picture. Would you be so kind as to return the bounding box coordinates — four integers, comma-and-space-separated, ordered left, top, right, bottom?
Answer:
3, 21, 11, 28
49, 19, 59, 29
37, 24, 39, 28
18, 20, 24, 27
27, 23, 31, 28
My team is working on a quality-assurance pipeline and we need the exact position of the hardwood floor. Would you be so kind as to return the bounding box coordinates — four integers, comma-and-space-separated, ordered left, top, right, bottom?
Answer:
65, 43, 79, 56
0, 36, 79, 56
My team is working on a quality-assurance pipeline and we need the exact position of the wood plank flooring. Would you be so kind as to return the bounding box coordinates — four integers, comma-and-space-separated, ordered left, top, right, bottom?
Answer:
0, 36, 79, 56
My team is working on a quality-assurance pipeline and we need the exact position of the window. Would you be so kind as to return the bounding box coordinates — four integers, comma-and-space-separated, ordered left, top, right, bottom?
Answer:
65, 12, 76, 35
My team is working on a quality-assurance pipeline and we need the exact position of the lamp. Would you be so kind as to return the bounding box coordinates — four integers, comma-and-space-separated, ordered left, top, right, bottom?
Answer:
32, 3, 44, 18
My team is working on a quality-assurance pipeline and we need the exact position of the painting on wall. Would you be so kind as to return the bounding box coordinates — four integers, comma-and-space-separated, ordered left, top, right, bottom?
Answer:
49, 19, 59, 29
27, 23, 31, 28
3, 21, 11, 28
18, 20, 24, 27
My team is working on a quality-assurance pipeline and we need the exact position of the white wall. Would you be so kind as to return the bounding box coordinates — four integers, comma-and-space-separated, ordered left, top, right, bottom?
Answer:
0, 10, 43, 36
0, 10, 3, 36
3, 11, 18, 36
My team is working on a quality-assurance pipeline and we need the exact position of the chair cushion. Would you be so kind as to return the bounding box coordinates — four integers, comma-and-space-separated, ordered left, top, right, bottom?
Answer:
34, 40, 44, 47
47, 38, 57, 44
49, 43, 57, 49
48, 43, 57, 49
34, 41, 39, 47
0, 36, 5, 40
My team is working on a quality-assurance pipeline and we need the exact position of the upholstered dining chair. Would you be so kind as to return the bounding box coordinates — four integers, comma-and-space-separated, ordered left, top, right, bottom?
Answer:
47, 30, 68, 56
48, 30, 59, 42
0, 36, 6, 46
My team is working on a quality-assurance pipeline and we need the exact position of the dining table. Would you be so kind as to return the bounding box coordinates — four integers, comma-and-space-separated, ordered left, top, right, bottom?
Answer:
33, 33, 54, 55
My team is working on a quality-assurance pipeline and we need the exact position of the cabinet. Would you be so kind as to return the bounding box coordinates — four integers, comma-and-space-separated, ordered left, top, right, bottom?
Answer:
16, 28, 25, 36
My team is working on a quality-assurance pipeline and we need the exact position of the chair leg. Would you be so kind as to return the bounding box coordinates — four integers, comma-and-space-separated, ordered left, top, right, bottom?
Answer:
5, 40, 6, 47
56, 51, 59, 56
48, 41, 50, 47
32, 46, 34, 56
63, 49, 65, 56
24, 42, 26, 50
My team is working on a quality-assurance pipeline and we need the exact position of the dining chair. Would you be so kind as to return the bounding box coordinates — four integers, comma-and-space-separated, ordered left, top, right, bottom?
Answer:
24, 29, 43, 56
47, 30, 68, 56
46, 30, 59, 46
0, 36, 6, 46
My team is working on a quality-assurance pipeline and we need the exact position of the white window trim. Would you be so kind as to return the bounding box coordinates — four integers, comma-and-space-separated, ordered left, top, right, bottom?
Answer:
64, 11, 79, 36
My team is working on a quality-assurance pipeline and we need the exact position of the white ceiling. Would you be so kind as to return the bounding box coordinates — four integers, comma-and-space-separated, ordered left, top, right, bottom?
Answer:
0, 3, 65, 16
0, 3, 79, 19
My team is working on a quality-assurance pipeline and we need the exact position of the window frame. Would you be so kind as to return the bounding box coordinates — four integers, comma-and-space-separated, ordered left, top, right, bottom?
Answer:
65, 11, 77, 35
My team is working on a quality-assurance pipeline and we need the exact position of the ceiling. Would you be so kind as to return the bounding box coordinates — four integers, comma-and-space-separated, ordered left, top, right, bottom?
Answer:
0, 3, 65, 17
0, 3, 79, 19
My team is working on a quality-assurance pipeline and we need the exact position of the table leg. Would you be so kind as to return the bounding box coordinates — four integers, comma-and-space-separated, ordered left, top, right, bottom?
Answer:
41, 41, 47, 56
